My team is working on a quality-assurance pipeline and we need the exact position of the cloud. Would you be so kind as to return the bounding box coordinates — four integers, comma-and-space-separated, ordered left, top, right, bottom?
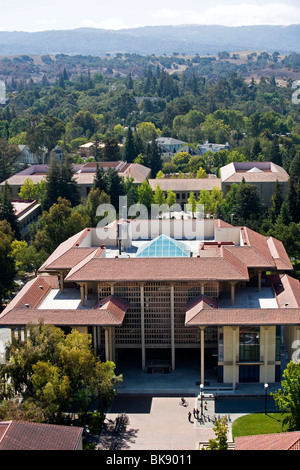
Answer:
151, 3, 300, 26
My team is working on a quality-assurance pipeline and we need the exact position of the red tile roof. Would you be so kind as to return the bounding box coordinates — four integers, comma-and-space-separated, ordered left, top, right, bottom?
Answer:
39, 229, 88, 272
276, 274, 300, 308
242, 227, 276, 266
185, 307, 300, 326
64, 257, 250, 283
0, 295, 128, 327
43, 247, 98, 271
234, 431, 300, 450
222, 246, 275, 269
0, 421, 83, 450
267, 236, 293, 270
186, 296, 218, 324
0, 275, 58, 316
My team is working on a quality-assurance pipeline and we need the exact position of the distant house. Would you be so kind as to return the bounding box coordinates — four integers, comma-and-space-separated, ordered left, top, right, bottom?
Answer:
0, 421, 83, 450
220, 161, 290, 207
78, 141, 123, 159
197, 141, 230, 156
78, 142, 102, 158
16, 145, 45, 166
176, 144, 197, 156
51, 145, 64, 163
156, 137, 187, 155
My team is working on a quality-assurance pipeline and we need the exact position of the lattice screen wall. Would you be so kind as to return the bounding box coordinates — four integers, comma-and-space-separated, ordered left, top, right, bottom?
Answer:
97, 281, 218, 348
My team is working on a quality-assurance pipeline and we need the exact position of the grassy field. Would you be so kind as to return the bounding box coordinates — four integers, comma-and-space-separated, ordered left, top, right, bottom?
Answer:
232, 412, 288, 440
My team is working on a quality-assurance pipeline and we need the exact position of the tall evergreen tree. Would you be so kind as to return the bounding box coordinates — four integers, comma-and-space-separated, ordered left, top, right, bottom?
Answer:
269, 180, 283, 223
145, 136, 162, 178
0, 220, 16, 308
286, 178, 299, 223
0, 182, 20, 238
289, 153, 300, 185
106, 168, 125, 211
102, 137, 121, 162
43, 158, 80, 210
275, 202, 292, 227
251, 139, 262, 160
124, 127, 136, 163
93, 164, 107, 193
233, 183, 265, 223
269, 137, 282, 166
60, 158, 80, 207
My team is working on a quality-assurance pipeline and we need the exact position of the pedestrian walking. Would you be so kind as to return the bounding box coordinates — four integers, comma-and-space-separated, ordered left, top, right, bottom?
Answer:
193, 408, 196, 418
196, 408, 199, 419
188, 411, 192, 422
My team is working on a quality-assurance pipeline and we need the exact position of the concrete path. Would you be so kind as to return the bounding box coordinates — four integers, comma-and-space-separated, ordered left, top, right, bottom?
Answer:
99, 395, 238, 451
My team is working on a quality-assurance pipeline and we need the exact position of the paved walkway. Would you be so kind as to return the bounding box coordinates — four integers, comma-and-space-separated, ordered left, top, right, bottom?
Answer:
99, 394, 240, 450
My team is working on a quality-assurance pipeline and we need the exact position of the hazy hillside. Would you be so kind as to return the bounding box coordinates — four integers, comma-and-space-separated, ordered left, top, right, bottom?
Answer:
0, 24, 299, 55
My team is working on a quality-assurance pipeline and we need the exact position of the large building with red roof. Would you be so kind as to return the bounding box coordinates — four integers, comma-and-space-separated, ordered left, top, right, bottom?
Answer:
0, 217, 299, 387
0, 161, 151, 199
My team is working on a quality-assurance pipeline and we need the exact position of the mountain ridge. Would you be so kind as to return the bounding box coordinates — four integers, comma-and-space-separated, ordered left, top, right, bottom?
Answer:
0, 24, 299, 55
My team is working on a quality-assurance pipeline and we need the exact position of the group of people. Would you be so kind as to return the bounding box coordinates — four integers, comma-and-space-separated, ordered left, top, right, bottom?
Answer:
188, 408, 202, 422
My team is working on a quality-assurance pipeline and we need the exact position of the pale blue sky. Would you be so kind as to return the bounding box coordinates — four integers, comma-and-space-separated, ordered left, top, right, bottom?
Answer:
0, 1, 300, 31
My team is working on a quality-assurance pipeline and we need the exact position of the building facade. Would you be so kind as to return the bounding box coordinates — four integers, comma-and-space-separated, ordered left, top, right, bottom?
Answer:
1, 161, 151, 199
220, 161, 290, 207
0, 218, 299, 388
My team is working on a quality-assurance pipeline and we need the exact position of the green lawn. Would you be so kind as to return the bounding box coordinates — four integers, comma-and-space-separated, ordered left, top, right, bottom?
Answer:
232, 412, 288, 440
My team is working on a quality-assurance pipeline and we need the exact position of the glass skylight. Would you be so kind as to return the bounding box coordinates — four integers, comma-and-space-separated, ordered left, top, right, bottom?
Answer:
136, 234, 191, 258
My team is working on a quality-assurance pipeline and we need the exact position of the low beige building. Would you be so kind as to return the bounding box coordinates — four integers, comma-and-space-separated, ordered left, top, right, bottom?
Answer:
12, 199, 42, 240
149, 177, 221, 209
220, 161, 290, 207
1, 161, 151, 199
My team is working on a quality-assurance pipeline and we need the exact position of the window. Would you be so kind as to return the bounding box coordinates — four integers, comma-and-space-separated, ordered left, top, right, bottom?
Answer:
239, 326, 260, 362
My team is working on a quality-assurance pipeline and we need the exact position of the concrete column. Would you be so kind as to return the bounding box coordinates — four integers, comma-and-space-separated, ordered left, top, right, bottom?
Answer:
17, 327, 21, 341
59, 272, 64, 293
258, 271, 262, 292
92, 326, 97, 354
111, 328, 116, 363
140, 284, 145, 370
231, 282, 235, 306
10, 328, 14, 341
264, 327, 268, 383
85, 282, 88, 300
109, 328, 113, 362
105, 328, 110, 361
80, 284, 85, 306
170, 283, 175, 370
97, 327, 101, 355
201, 283, 205, 295
232, 327, 237, 389
200, 326, 205, 385
111, 284, 114, 296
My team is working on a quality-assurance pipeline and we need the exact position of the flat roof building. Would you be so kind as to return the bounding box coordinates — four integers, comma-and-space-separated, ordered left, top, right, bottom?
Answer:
148, 177, 221, 209
1, 161, 151, 199
1, 217, 299, 389
220, 161, 290, 207
12, 199, 42, 240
